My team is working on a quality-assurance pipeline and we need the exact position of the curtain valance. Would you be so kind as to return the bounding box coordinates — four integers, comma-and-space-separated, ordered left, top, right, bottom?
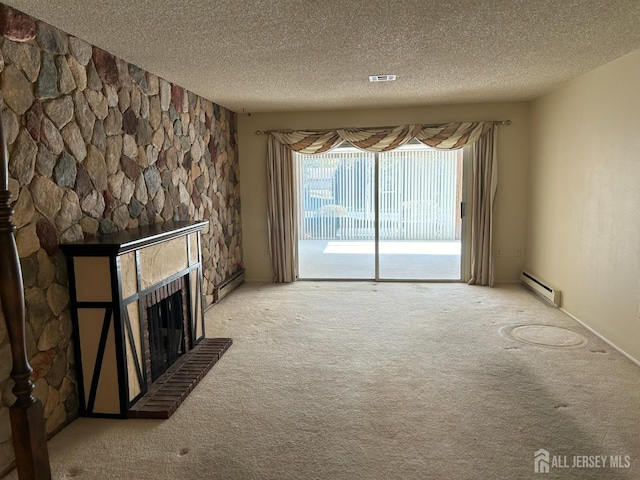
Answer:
270, 122, 494, 154
266, 121, 498, 285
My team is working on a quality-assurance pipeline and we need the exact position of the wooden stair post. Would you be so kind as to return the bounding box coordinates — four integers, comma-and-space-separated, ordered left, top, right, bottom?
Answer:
0, 102, 52, 479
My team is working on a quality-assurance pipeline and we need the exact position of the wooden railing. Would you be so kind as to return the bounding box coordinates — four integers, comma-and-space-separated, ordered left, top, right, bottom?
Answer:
0, 102, 51, 478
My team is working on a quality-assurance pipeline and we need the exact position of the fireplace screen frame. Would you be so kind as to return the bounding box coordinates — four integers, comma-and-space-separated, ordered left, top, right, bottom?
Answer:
143, 276, 191, 383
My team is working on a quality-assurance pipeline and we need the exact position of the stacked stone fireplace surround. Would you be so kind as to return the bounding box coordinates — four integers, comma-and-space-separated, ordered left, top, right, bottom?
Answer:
0, 4, 242, 473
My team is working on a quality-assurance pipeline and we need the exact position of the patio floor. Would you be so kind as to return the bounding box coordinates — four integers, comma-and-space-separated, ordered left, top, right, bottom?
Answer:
297, 240, 461, 280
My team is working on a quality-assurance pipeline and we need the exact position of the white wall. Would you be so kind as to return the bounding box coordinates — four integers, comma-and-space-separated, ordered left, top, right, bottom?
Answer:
527, 50, 640, 362
237, 102, 529, 282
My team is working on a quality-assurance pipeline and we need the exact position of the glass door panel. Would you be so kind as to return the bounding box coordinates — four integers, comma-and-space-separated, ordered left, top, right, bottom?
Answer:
296, 148, 375, 279
377, 146, 462, 280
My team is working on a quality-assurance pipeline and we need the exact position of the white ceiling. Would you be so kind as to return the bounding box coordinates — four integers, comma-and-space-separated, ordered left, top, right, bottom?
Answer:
4, 0, 640, 113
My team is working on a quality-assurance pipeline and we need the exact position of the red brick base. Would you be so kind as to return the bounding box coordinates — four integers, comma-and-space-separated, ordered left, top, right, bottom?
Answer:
128, 338, 233, 419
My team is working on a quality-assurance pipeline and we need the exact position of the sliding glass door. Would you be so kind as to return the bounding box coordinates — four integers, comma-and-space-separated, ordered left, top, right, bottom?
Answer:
296, 143, 464, 280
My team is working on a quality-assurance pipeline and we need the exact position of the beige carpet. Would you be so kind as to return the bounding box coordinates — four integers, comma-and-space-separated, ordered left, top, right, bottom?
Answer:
5, 282, 640, 479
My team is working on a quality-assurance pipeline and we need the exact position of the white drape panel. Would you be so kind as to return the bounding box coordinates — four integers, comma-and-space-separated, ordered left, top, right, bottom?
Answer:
266, 135, 297, 282
266, 122, 499, 284
467, 126, 498, 286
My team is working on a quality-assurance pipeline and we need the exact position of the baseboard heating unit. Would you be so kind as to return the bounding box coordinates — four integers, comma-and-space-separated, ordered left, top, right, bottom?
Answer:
213, 268, 245, 303
520, 270, 561, 307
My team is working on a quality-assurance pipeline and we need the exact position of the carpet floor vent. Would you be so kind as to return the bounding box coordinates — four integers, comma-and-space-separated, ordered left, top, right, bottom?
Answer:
521, 270, 561, 307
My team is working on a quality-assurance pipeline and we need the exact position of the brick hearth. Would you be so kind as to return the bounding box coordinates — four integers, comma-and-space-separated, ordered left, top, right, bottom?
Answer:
128, 338, 233, 419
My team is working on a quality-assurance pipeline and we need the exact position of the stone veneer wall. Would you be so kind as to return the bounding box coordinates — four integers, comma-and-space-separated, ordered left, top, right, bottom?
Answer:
0, 4, 242, 472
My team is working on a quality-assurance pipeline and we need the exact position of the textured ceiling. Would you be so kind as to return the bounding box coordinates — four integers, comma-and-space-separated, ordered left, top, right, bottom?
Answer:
4, 0, 640, 113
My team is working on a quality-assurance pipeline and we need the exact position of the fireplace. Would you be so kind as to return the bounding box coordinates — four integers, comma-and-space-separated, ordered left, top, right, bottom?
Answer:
144, 277, 189, 382
61, 221, 232, 418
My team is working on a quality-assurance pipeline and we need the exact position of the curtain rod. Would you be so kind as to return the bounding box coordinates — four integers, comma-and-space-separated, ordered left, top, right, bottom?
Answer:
254, 120, 511, 135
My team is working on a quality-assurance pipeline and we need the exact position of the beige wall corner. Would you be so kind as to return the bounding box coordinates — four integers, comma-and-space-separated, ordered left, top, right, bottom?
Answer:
527, 50, 640, 362
238, 103, 529, 282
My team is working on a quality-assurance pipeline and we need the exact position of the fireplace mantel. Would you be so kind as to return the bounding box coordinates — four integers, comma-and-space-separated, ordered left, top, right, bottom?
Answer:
60, 220, 208, 256
61, 221, 209, 418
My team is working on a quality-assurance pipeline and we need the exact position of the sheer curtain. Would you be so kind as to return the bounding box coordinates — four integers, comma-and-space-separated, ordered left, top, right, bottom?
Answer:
266, 123, 498, 284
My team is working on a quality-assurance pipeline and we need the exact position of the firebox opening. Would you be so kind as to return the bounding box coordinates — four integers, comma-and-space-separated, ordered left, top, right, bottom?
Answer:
148, 291, 186, 382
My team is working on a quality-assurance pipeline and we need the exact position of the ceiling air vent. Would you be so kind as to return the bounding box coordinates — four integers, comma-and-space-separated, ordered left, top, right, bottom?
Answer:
369, 74, 397, 82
